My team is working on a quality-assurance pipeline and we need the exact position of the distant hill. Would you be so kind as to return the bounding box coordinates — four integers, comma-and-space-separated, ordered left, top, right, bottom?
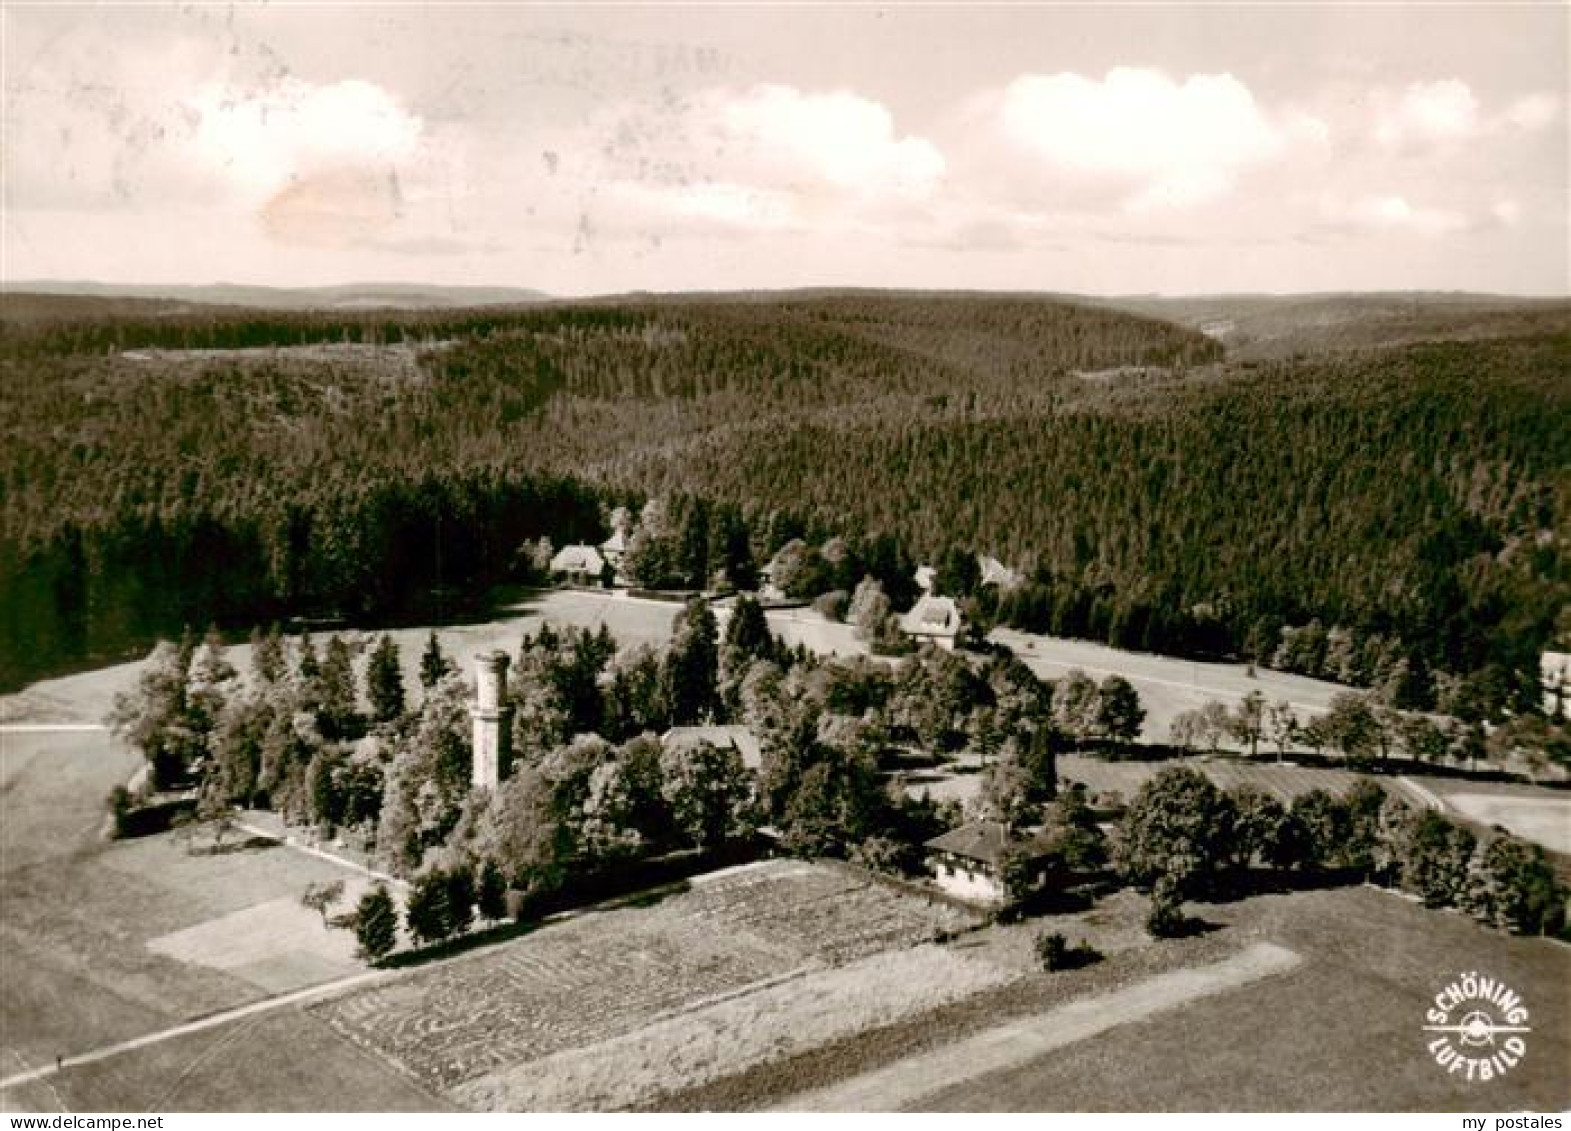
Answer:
2, 280, 550, 311
1088, 292, 1571, 360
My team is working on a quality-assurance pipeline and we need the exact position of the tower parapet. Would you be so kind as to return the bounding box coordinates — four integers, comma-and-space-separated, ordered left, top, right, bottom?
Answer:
471, 651, 513, 789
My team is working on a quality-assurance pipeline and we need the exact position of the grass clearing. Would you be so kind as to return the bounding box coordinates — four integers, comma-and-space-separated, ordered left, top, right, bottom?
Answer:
1, 730, 374, 1075
916, 885, 1570, 1112
4, 1007, 450, 1114
1441, 793, 1571, 854
778, 942, 1302, 1111
991, 626, 1354, 744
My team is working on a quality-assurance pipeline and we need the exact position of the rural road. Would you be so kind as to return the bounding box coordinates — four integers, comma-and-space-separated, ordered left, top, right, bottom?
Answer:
775, 941, 1303, 1112
0, 724, 108, 734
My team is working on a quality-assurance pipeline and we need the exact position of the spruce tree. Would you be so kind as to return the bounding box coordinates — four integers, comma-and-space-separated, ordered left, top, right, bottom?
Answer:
367, 633, 406, 724
353, 884, 399, 963
419, 630, 451, 690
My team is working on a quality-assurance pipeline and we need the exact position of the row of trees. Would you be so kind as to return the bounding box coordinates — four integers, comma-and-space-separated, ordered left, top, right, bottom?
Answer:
1116, 766, 1565, 937
1168, 687, 1569, 778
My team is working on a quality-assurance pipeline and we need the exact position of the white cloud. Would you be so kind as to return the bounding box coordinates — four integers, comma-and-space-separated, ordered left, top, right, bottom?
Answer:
579, 84, 943, 235
194, 78, 423, 202
1373, 80, 1479, 148
712, 85, 945, 197
1329, 194, 1472, 236
1501, 92, 1560, 132
982, 68, 1302, 211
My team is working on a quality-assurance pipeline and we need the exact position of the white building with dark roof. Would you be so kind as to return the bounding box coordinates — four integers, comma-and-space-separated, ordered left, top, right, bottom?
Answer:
900, 592, 963, 650
549, 544, 607, 585
924, 820, 1054, 903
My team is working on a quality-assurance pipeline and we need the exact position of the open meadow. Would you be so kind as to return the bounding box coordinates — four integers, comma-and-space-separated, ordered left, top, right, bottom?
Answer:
647, 885, 1569, 1113
914, 885, 1571, 1112
0, 728, 381, 1101
991, 626, 1355, 744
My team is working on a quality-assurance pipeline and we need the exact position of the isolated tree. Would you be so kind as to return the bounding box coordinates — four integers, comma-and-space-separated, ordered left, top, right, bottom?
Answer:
198, 793, 237, 848
1097, 675, 1146, 747
973, 757, 1039, 829
419, 630, 451, 690
718, 595, 773, 715
1467, 835, 1565, 936
1041, 787, 1108, 872
106, 785, 133, 839
301, 879, 346, 925
1288, 788, 1351, 871
1229, 691, 1266, 759
848, 576, 892, 643
353, 884, 399, 963
1197, 700, 1231, 753
1169, 709, 1203, 752
307, 748, 343, 829
107, 640, 199, 790
1051, 670, 1101, 747
296, 629, 320, 682
1265, 700, 1298, 762
1146, 873, 1187, 938
1396, 810, 1477, 908
366, 634, 406, 724
1227, 784, 1288, 869
194, 625, 236, 686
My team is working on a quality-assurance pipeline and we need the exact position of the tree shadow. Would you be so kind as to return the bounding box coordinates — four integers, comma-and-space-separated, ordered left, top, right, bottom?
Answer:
1198, 867, 1360, 905
189, 835, 278, 857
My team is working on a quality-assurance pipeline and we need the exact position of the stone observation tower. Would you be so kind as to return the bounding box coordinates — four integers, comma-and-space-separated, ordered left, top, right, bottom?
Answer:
471, 651, 513, 790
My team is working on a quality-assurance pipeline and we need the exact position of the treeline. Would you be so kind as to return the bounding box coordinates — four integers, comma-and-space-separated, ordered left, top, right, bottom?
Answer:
1116, 765, 1565, 938
4, 293, 1566, 720
0, 294, 1210, 687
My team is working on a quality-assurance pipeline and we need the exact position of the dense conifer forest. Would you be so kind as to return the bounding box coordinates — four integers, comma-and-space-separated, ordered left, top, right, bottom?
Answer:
3, 290, 1567, 718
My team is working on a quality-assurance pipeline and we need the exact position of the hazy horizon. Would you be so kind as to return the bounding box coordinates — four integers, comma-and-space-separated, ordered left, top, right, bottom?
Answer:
7, 278, 1571, 303
5, 3, 1567, 296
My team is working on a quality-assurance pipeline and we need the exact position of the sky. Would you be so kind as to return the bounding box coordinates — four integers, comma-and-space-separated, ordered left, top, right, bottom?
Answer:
2, 2, 1566, 296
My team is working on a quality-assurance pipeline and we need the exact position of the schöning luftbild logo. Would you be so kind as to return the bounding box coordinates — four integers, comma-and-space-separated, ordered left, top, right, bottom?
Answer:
1424, 971, 1531, 1082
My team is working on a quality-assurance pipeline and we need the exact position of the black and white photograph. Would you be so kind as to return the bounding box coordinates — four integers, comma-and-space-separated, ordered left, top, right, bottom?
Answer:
1, 0, 1567, 1118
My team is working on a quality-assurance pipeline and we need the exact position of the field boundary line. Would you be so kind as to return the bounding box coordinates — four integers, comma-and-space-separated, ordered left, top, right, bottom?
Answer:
234, 820, 410, 891
0, 724, 109, 734
0, 968, 390, 1094
773, 941, 1303, 1112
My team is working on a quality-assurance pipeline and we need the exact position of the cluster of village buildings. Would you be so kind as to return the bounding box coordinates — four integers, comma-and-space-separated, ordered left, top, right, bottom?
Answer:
545, 534, 1029, 652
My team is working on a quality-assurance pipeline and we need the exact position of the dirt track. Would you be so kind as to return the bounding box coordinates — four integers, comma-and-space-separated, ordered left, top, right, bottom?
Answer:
774, 941, 1302, 1112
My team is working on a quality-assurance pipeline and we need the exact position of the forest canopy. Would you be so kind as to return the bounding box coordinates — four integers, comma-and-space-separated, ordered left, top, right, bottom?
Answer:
3, 290, 1567, 716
